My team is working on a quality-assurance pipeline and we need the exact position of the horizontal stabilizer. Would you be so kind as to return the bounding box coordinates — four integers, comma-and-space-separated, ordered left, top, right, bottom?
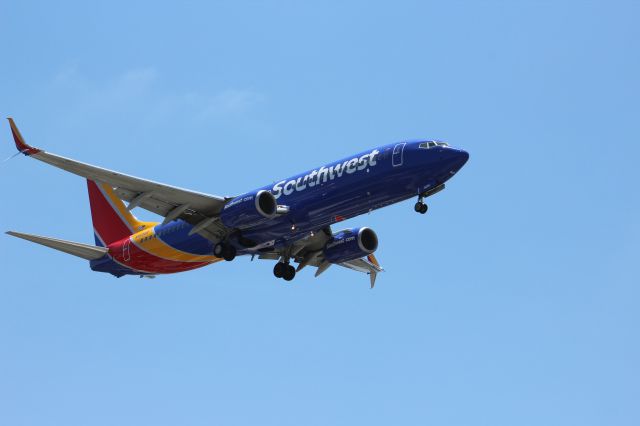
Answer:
6, 231, 108, 260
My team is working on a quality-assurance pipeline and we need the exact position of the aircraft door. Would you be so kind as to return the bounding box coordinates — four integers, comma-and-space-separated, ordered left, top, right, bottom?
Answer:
123, 238, 131, 262
392, 143, 406, 167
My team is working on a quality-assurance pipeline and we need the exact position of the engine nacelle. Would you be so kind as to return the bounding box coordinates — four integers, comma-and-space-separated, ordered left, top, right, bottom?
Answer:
323, 227, 378, 264
220, 190, 277, 229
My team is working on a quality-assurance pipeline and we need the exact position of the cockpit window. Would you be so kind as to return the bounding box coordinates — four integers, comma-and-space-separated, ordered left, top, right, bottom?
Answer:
419, 141, 448, 149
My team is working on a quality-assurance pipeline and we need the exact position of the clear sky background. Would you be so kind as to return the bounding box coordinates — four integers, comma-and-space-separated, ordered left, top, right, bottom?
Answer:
1, 1, 638, 425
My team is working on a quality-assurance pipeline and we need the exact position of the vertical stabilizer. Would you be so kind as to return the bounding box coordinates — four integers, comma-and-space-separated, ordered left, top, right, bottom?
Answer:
87, 180, 156, 246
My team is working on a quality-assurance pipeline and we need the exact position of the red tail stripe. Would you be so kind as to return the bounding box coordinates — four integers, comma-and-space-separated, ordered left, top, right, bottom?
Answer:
111, 240, 209, 274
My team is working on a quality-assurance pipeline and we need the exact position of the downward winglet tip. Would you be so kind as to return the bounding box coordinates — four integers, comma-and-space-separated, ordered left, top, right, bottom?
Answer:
7, 118, 41, 155
369, 272, 377, 289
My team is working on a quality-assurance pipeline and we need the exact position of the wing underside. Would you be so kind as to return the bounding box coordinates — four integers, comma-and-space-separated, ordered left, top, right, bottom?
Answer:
8, 118, 231, 241
258, 227, 384, 287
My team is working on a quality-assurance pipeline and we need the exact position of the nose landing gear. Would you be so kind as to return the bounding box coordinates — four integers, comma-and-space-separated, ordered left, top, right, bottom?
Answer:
414, 196, 428, 214
414, 183, 445, 214
414, 185, 439, 214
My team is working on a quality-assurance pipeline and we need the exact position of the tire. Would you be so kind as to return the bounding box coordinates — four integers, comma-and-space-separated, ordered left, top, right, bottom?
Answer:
282, 264, 296, 281
273, 262, 285, 278
420, 204, 428, 214
213, 243, 224, 258
414, 202, 423, 213
222, 245, 236, 261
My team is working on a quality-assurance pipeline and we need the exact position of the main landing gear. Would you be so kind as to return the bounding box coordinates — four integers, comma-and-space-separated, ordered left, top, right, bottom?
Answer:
414, 196, 428, 214
273, 261, 296, 281
213, 242, 236, 261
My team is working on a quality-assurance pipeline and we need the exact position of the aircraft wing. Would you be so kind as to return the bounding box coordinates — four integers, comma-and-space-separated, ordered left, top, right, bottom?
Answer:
8, 118, 231, 240
337, 255, 384, 288
258, 226, 384, 288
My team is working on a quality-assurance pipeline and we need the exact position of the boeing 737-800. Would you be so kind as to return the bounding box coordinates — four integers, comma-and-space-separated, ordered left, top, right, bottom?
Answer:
5, 118, 469, 287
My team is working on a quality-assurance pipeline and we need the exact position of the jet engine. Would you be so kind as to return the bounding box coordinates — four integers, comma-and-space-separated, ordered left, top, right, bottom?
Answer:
220, 190, 278, 229
323, 227, 378, 263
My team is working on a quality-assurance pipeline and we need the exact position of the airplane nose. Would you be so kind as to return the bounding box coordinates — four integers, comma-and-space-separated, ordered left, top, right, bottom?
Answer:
458, 149, 469, 166
451, 148, 469, 171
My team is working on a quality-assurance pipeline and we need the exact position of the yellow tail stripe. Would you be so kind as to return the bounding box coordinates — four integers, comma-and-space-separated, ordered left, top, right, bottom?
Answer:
99, 183, 157, 232
131, 229, 220, 263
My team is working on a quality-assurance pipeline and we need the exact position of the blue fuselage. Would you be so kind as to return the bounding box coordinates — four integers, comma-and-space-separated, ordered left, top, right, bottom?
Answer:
236, 140, 469, 252
91, 140, 469, 275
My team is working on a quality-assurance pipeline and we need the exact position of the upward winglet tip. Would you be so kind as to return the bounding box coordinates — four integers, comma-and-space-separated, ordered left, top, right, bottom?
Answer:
6, 118, 41, 155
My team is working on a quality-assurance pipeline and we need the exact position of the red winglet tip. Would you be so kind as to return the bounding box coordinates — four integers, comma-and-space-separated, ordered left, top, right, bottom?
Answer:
7, 118, 41, 155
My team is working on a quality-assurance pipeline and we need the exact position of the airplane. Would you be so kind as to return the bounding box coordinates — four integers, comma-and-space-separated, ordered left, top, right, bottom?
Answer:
5, 118, 469, 287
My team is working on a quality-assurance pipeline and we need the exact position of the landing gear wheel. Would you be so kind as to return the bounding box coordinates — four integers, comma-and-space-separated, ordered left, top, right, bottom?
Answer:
222, 244, 236, 261
273, 262, 285, 278
282, 264, 296, 281
414, 201, 428, 214
213, 243, 224, 258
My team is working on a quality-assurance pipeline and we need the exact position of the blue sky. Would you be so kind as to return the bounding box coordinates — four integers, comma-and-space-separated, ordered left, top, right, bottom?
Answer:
1, 1, 638, 425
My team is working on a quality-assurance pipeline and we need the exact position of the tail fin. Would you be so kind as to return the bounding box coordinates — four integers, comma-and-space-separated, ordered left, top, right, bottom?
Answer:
87, 180, 156, 246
